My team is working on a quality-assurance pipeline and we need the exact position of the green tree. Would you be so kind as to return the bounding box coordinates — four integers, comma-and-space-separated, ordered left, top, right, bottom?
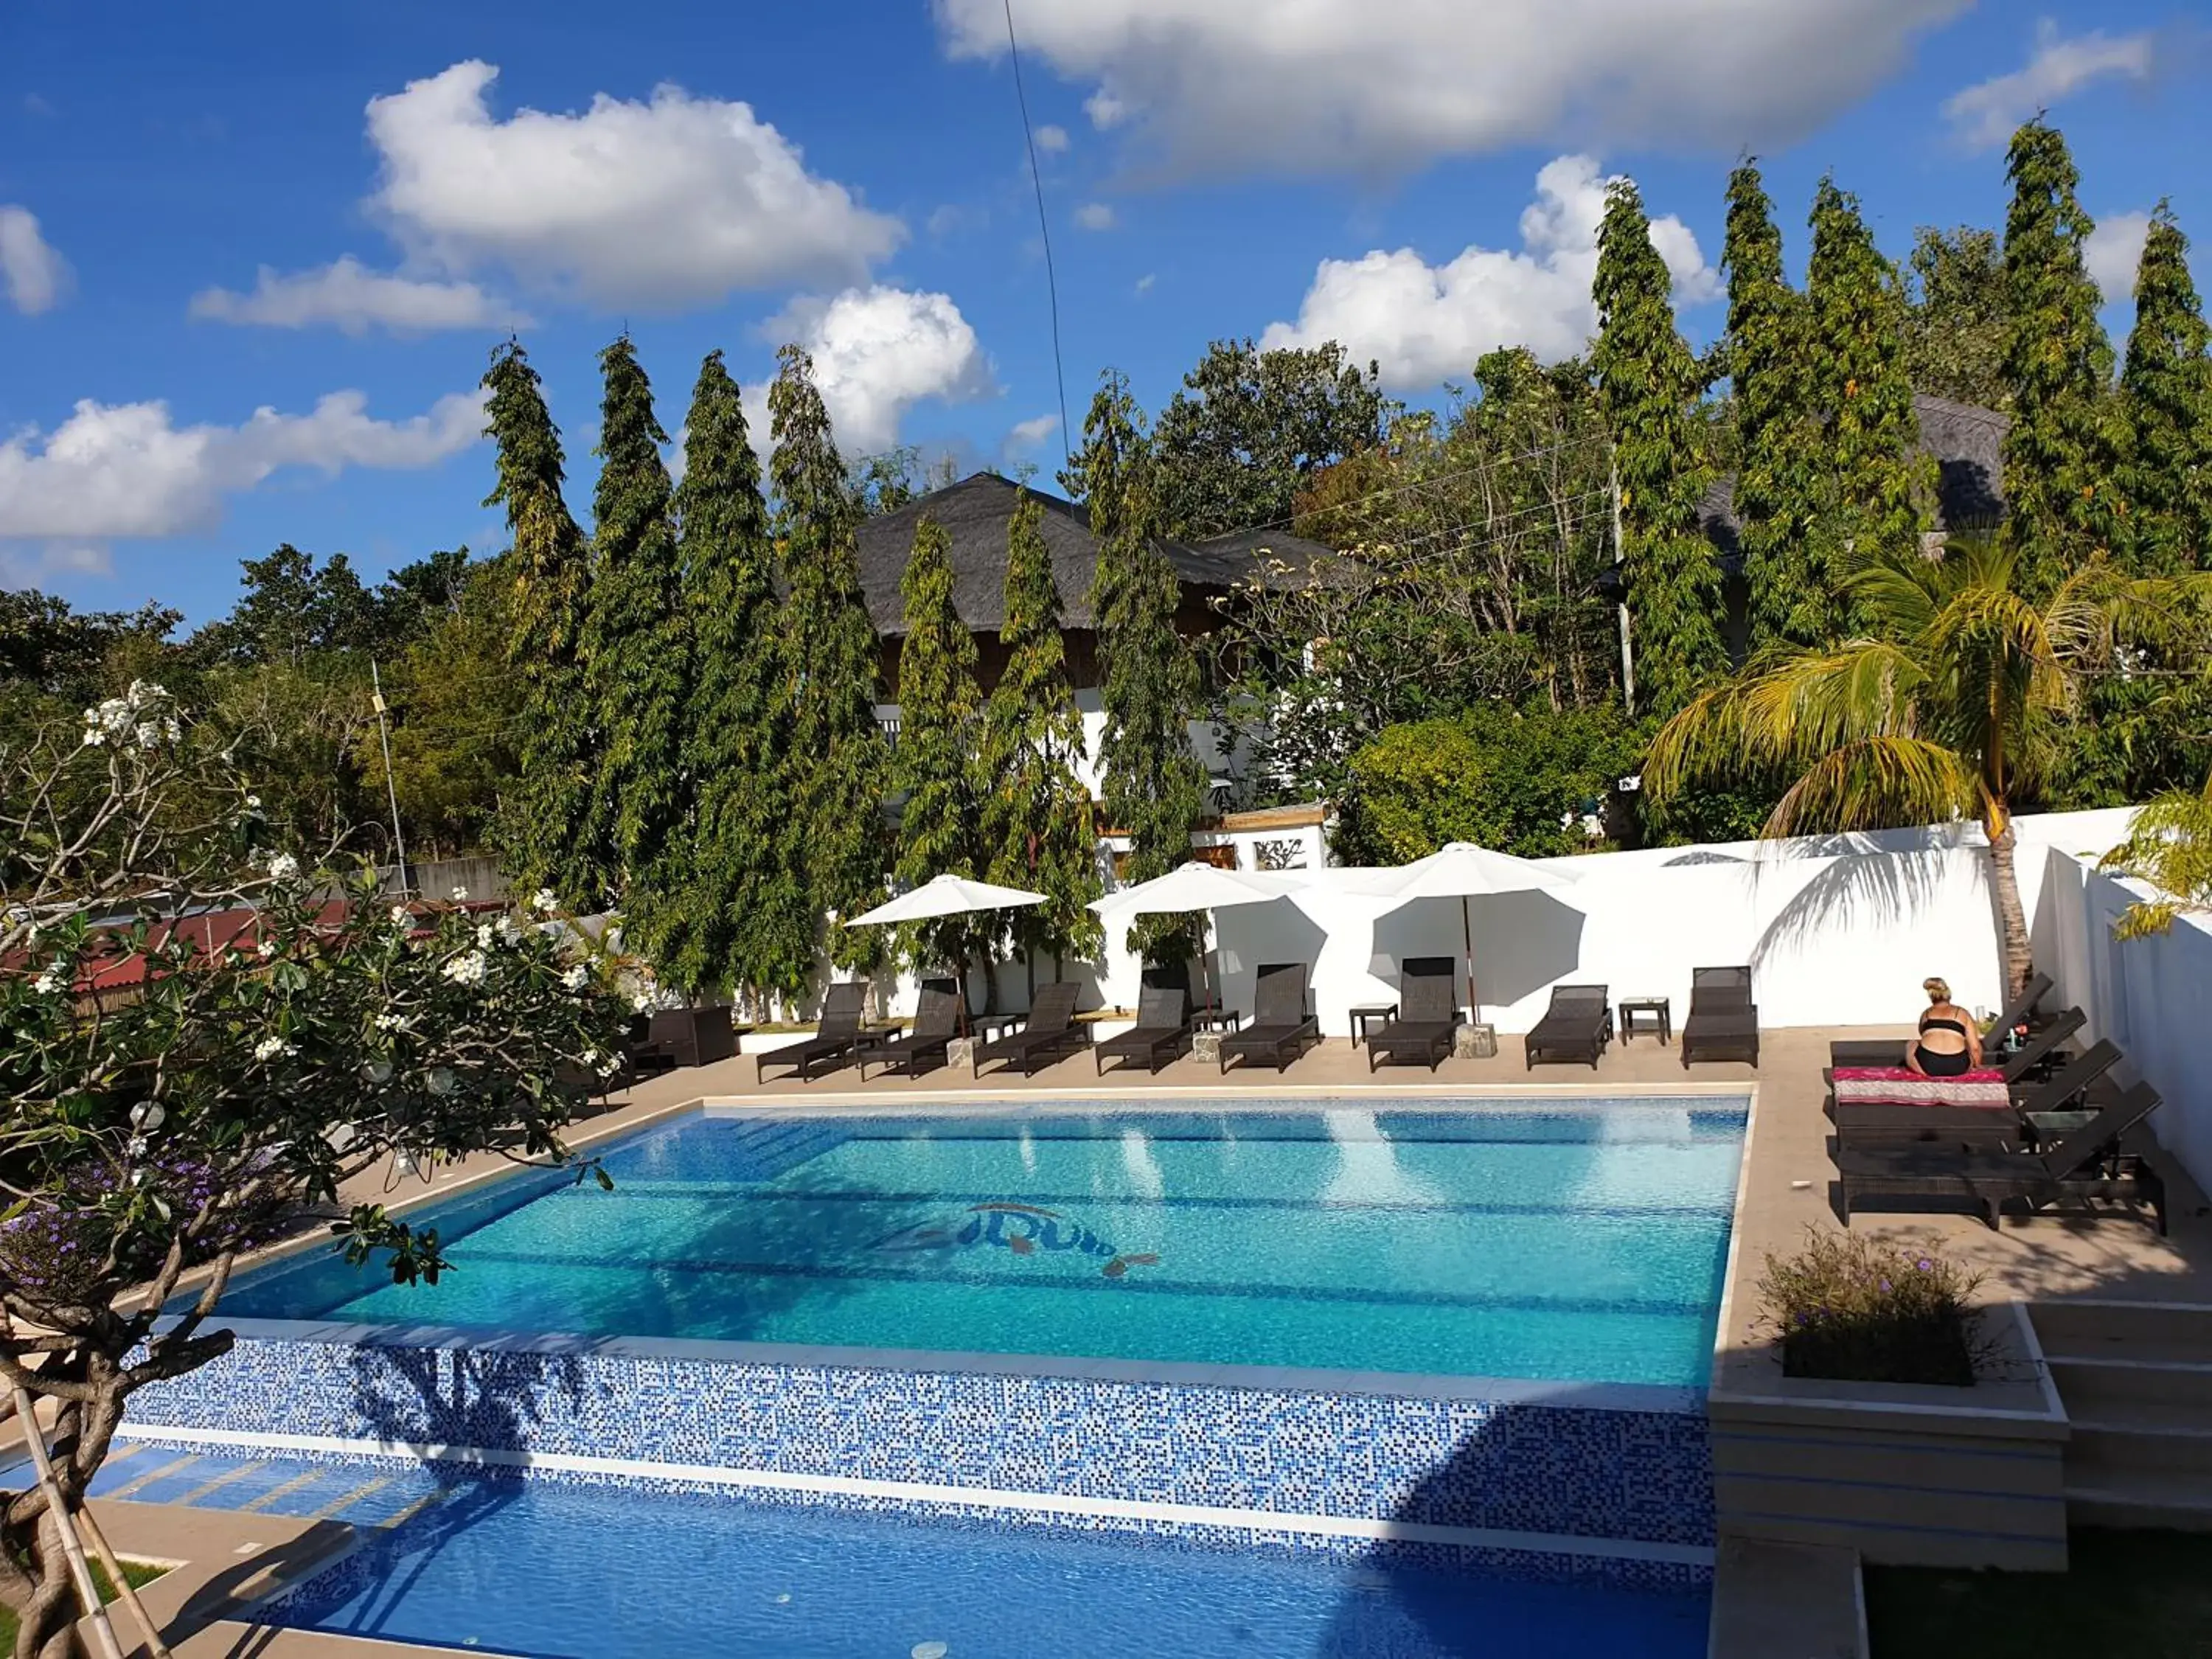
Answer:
1593, 178, 1727, 715
2099, 770, 2212, 939
1722, 159, 1818, 650
580, 338, 689, 919
1150, 338, 1387, 539
2118, 203, 2212, 576
1645, 539, 2212, 995
769, 344, 888, 970
891, 515, 987, 981
980, 487, 1102, 980
2000, 118, 2121, 597
484, 341, 610, 910
664, 351, 812, 999
1905, 226, 2011, 408
1059, 369, 1147, 535
1805, 177, 1931, 636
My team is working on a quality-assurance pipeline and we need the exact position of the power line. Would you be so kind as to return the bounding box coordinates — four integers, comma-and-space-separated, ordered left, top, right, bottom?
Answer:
1004, 0, 1072, 469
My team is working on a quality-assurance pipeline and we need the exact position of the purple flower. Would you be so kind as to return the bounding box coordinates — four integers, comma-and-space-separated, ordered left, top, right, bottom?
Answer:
1916, 1259, 1933, 1271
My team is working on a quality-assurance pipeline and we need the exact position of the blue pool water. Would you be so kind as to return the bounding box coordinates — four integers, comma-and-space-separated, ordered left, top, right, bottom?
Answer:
252, 1463, 1709, 1658
219, 1101, 1746, 1387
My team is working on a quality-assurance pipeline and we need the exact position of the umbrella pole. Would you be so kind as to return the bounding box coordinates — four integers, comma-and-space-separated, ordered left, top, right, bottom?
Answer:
1461, 897, 1478, 1025
1199, 910, 1216, 1016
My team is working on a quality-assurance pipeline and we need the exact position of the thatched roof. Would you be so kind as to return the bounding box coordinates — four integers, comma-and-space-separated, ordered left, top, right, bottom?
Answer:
854, 473, 1250, 635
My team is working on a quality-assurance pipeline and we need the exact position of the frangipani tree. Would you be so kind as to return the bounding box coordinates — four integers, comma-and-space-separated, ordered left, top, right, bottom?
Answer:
1, 684, 631, 1658
1644, 540, 2212, 995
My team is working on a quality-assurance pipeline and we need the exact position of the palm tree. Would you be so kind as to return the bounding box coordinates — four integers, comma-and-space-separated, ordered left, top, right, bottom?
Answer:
1644, 540, 2211, 995
2099, 771, 2212, 940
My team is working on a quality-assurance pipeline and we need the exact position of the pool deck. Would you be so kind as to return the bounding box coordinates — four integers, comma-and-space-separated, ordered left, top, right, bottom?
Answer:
98, 1023, 2212, 1657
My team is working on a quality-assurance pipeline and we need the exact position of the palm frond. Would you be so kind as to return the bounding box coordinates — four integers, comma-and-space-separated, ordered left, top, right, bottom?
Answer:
2098, 773, 2212, 936
1763, 737, 1982, 839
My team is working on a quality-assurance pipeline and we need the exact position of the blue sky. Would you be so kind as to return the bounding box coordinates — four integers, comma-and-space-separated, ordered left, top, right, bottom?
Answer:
1, 1, 2205, 625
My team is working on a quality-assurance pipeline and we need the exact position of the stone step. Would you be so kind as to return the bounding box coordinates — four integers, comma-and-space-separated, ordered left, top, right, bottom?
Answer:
2070, 1410, 2212, 1478
2048, 1354, 2212, 1416
2031, 1298, 2212, 1359
2065, 1466, 2212, 1532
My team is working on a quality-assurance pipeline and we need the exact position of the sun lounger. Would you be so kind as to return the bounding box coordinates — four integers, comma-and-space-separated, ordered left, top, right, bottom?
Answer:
1837, 1082, 2166, 1233
858, 986, 962, 1079
1828, 999, 2083, 1079
973, 981, 1085, 1077
1682, 965, 1759, 1068
1095, 985, 1192, 1076
1526, 984, 1610, 1070
1997, 1006, 2084, 1084
1365, 956, 1463, 1072
755, 981, 871, 1084
1991, 971, 2053, 1038
2009, 1037, 2119, 1107
1219, 962, 1322, 1074
1829, 1065, 2019, 1149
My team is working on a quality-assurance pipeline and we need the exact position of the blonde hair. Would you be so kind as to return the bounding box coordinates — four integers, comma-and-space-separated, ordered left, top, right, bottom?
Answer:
1923, 976, 1952, 1004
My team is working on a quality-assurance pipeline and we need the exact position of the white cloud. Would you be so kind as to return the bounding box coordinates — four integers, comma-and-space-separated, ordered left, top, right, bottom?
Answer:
1006, 414, 1061, 450
1943, 21, 2154, 150
0, 206, 72, 315
364, 60, 904, 307
1035, 124, 1071, 153
939, 0, 1966, 175
1134, 272, 1156, 295
0, 542, 110, 590
1074, 202, 1118, 232
2084, 210, 2154, 307
757, 286, 995, 456
189, 257, 528, 335
1261, 155, 1716, 389
0, 389, 487, 543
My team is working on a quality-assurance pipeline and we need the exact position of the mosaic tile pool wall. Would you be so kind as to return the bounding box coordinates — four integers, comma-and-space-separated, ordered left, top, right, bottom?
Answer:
126, 1332, 1713, 1579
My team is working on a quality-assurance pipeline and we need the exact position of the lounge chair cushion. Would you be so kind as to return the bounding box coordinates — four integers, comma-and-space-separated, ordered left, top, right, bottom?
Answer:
1830, 1065, 2011, 1108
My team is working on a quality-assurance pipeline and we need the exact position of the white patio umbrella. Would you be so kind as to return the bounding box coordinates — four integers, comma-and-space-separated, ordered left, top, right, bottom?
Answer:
847, 874, 1046, 1033
1089, 861, 1306, 1015
1338, 843, 1580, 1023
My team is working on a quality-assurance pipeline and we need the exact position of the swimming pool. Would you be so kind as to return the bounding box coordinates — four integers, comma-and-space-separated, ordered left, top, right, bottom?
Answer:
219, 1098, 1746, 1389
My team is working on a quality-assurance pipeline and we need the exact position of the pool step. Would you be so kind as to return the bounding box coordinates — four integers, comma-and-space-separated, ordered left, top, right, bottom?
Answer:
2033, 1299, 2212, 1534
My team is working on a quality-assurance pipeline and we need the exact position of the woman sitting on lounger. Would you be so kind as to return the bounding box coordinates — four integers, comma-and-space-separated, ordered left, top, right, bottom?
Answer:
1906, 976, 1982, 1077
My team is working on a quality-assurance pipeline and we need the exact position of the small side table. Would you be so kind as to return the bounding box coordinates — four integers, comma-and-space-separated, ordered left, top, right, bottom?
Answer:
1618, 996, 1672, 1046
972, 1012, 1026, 1045
1349, 1003, 1399, 1047
1191, 1008, 1239, 1035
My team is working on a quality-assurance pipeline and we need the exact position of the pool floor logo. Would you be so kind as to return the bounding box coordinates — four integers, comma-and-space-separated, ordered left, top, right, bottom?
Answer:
874, 1203, 1160, 1279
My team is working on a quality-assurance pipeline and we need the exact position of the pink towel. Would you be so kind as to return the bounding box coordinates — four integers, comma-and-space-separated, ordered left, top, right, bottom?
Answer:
1831, 1065, 2011, 1108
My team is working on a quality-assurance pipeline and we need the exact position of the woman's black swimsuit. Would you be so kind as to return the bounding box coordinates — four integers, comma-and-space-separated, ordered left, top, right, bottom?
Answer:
1915, 1015, 1973, 1077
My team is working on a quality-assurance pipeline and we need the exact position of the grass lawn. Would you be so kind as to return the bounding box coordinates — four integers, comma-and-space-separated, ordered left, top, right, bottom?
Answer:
0, 1558, 169, 1650
1865, 1529, 2212, 1658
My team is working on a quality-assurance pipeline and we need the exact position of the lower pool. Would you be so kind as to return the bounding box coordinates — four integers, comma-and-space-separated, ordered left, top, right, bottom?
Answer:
262, 1464, 1710, 1658
218, 1099, 1747, 1388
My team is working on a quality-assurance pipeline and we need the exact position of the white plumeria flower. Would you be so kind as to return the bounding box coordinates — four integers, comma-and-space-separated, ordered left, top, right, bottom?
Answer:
246, 794, 262, 810
373, 1012, 408, 1032
580, 1048, 601, 1068
476, 922, 497, 950
32, 965, 67, 996
496, 916, 522, 945
531, 888, 558, 914
134, 722, 161, 750
562, 964, 591, 992
597, 1052, 622, 1077
257, 939, 278, 959
252, 1035, 296, 1062
81, 727, 106, 748
449, 885, 470, 902
441, 950, 488, 987
389, 905, 414, 930
267, 852, 301, 881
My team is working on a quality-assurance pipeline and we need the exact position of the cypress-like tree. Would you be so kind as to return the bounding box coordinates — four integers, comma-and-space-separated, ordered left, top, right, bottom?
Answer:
1722, 159, 1818, 651
891, 515, 984, 980
1083, 378, 1206, 957
1805, 178, 1931, 636
666, 350, 812, 998
980, 487, 1102, 982
2119, 203, 2212, 575
1592, 179, 1726, 715
769, 344, 889, 972
2000, 118, 2120, 597
580, 337, 688, 919
482, 341, 610, 908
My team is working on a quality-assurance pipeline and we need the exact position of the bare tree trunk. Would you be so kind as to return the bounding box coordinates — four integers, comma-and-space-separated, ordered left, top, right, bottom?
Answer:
1987, 821, 2033, 998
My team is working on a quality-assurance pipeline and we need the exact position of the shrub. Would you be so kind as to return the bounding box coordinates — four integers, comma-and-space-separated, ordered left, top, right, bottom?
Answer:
1757, 1229, 1988, 1386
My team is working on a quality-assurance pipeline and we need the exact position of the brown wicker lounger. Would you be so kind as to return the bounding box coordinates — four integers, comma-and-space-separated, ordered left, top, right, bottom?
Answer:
1682, 965, 1759, 1068
858, 986, 962, 1079
1366, 957, 1463, 1073
1526, 984, 1610, 1069
1827, 1035, 2119, 1150
973, 981, 1085, 1077
1096, 986, 1192, 1076
1219, 962, 1322, 1074
756, 981, 871, 1083
1837, 1081, 2166, 1233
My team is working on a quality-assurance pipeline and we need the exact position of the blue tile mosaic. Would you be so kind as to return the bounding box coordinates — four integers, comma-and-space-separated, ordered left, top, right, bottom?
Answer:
127, 1333, 1713, 1549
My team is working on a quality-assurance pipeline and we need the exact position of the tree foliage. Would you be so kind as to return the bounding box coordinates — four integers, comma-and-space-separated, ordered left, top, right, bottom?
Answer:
2099, 769, 2212, 939
2000, 119, 2121, 598
768, 344, 888, 970
1149, 338, 1387, 540
2118, 203, 2212, 577
1593, 179, 1726, 715
1905, 226, 2011, 409
979, 487, 1102, 973
891, 515, 985, 975
484, 342, 611, 910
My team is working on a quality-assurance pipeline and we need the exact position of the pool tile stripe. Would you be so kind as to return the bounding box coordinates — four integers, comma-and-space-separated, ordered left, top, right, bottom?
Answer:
240, 1469, 330, 1512
107, 1453, 200, 1500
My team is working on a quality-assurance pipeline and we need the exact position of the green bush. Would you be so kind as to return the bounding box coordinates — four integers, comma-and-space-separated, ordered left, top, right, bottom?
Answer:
1757, 1229, 1987, 1386
1334, 703, 1645, 863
